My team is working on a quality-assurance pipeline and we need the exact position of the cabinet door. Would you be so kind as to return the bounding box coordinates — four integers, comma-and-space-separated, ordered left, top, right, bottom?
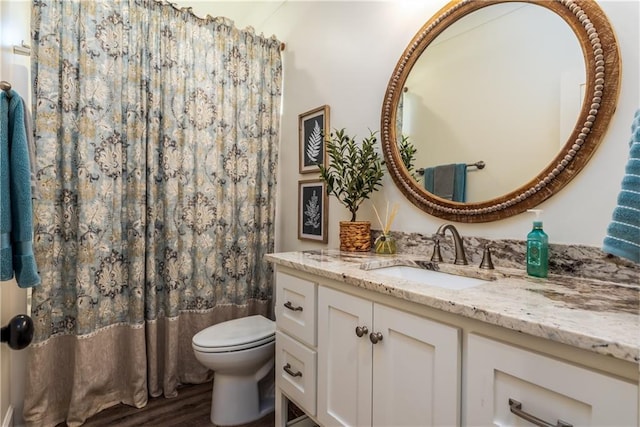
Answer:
465, 334, 639, 426
372, 303, 460, 427
318, 287, 373, 427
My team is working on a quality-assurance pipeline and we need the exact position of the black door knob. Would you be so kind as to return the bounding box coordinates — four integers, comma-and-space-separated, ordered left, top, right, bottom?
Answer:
1, 314, 34, 350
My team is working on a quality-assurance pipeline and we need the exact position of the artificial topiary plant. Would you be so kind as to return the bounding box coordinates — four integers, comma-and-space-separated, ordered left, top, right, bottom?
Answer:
319, 128, 384, 222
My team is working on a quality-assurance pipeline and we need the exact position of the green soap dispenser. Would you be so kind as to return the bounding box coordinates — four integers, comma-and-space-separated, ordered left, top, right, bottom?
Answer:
526, 209, 548, 278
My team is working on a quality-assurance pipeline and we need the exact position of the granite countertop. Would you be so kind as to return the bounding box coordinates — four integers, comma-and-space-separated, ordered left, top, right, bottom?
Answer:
265, 250, 639, 363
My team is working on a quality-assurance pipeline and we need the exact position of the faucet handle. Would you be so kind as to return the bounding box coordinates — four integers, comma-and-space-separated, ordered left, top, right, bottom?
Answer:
431, 237, 443, 262
479, 244, 495, 270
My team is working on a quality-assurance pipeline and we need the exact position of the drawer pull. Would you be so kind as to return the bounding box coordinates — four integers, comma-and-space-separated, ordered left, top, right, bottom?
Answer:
355, 326, 369, 337
283, 363, 303, 378
284, 301, 303, 312
509, 398, 572, 427
369, 332, 383, 344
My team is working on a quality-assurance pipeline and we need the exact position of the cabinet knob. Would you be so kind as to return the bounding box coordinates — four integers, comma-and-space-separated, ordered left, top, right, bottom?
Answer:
355, 326, 369, 337
509, 398, 572, 427
283, 301, 303, 312
369, 332, 383, 344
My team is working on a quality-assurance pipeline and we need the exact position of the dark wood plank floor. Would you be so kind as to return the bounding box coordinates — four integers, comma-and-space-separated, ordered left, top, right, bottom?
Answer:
55, 382, 275, 427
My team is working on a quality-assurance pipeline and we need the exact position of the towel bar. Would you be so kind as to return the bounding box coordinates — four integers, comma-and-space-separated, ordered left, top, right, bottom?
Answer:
417, 160, 485, 176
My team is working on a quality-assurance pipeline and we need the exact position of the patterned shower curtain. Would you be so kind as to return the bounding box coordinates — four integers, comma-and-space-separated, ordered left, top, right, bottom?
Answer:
24, 1, 282, 425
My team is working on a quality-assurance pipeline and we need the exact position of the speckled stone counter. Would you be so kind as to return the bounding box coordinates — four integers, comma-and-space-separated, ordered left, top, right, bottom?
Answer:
265, 250, 639, 363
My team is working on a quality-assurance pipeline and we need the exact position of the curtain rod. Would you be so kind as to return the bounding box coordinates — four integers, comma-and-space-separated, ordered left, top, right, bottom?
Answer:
10, 39, 282, 54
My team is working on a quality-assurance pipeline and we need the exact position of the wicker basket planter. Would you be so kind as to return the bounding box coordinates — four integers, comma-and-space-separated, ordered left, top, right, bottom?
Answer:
339, 221, 371, 252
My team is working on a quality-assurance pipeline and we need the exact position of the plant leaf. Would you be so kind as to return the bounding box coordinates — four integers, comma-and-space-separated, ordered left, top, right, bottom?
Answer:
305, 120, 322, 164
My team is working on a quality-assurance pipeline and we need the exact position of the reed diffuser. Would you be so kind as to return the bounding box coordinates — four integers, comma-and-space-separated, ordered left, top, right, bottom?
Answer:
373, 202, 399, 254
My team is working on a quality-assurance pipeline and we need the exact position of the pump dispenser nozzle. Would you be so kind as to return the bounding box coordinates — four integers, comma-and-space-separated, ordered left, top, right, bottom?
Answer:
527, 209, 544, 226
527, 209, 542, 219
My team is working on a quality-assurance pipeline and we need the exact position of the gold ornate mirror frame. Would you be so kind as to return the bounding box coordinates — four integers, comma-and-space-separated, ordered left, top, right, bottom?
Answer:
380, 0, 620, 223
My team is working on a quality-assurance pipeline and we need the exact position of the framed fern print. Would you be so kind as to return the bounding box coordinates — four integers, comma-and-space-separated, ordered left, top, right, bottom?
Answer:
298, 179, 328, 243
299, 105, 329, 173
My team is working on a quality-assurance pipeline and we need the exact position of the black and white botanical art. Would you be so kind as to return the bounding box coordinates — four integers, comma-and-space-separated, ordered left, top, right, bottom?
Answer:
302, 185, 323, 236
303, 117, 324, 168
299, 105, 329, 174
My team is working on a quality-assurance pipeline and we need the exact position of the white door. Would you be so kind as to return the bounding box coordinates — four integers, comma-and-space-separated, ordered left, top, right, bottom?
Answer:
372, 304, 460, 427
318, 287, 373, 427
465, 334, 638, 426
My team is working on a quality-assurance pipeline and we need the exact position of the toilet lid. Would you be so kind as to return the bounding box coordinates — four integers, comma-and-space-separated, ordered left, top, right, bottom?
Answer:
192, 315, 275, 351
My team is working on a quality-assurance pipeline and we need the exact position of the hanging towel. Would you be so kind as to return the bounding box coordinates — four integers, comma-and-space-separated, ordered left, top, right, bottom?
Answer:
602, 109, 640, 263
0, 89, 41, 287
424, 163, 467, 202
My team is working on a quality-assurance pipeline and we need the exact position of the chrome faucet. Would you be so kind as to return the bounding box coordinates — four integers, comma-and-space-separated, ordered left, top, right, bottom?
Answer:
434, 224, 468, 265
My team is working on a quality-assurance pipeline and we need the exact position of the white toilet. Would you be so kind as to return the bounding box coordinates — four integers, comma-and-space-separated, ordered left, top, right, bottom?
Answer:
192, 315, 276, 426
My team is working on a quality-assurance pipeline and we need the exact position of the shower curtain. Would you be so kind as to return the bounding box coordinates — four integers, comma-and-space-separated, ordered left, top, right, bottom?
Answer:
24, 1, 282, 425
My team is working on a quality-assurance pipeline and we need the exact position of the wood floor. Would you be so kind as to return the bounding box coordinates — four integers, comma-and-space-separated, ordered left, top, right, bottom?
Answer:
55, 382, 275, 427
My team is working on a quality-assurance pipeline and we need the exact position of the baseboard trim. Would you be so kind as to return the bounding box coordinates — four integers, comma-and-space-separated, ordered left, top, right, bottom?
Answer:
2, 405, 13, 427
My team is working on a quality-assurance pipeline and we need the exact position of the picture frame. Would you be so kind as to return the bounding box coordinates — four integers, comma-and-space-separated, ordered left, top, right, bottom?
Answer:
298, 179, 328, 243
299, 105, 330, 174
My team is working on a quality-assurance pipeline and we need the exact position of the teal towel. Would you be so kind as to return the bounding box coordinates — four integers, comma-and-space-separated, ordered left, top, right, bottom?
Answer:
1, 89, 41, 287
424, 163, 467, 202
603, 109, 640, 263
453, 163, 467, 203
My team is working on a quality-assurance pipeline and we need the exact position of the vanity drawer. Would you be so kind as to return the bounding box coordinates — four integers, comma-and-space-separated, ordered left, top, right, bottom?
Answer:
275, 271, 317, 346
275, 330, 317, 416
465, 334, 638, 426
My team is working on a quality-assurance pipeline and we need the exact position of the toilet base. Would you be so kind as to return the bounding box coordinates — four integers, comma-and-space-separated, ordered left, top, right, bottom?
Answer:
210, 360, 275, 426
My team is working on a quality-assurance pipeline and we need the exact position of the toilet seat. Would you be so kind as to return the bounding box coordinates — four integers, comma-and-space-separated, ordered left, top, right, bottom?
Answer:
192, 315, 275, 353
193, 335, 274, 353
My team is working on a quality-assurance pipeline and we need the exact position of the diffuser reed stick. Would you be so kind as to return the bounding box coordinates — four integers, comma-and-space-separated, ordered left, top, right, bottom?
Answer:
373, 202, 399, 254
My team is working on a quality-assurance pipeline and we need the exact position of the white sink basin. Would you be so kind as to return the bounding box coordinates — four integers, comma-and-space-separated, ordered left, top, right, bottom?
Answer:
371, 265, 488, 290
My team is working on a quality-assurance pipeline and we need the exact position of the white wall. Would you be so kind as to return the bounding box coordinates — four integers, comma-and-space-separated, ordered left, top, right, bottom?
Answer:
248, 0, 639, 249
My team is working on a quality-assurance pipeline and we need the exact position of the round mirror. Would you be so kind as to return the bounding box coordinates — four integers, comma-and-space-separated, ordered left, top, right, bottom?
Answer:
381, 0, 620, 223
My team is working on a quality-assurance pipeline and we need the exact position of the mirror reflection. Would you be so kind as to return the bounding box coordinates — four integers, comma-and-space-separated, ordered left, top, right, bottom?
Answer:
397, 3, 585, 203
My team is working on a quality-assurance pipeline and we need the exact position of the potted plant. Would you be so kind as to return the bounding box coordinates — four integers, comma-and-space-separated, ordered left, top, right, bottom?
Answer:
319, 128, 384, 251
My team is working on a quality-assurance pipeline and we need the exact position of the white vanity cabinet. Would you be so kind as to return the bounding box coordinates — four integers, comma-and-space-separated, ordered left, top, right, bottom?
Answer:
271, 262, 639, 427
465, 334, 639, 426
317, 286, 460, 427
